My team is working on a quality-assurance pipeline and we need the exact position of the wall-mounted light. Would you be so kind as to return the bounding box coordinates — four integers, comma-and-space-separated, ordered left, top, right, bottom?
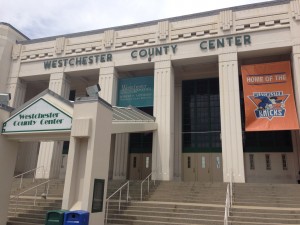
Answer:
86, 84, 101, 97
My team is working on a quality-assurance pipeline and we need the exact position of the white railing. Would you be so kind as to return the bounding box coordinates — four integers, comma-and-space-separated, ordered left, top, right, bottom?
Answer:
141, 173, 155, 201
224, 172, 233, 225
224, 184, 231, 225
13, 166, 45, 189
105, 181, 130, 223
10, 179, 51, 216
230, 171, 233, 205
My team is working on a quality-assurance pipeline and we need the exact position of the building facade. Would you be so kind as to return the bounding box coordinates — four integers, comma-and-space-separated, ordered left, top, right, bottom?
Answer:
1, 0, 300, 184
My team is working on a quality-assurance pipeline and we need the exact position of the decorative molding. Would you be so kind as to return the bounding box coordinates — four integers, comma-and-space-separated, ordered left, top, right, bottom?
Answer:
291, 0, 300, 21
55, 37, 65, 54
104, 30, 114, 48
12, 44, 22, 60
158, 21, 169, 40
220, 10, 233, 31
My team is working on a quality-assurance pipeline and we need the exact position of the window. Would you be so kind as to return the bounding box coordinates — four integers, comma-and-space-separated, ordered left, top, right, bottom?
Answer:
182, 78, 221, 153
249, 154, 255, 170
146, 157, 150, 169
202, 156, 206, 169
216, 156, 221, 169
187, 156, 191, 168
69, 90, 76, 101
265, 154, 271, 170
282, 154, 288, 170
129, 107, 153, 154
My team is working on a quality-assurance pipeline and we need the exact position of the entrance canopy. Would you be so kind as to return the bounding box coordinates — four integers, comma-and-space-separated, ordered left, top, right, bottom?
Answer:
1, 89, 157, 141
112, 106, 156, 133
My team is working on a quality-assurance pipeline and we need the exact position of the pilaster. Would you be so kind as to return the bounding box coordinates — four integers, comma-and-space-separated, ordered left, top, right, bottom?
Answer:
113, 133, 129, 180
99, 62, 125, 180
6, 77, 26, 108
152, 59, 175, 180
99, 62, 118, 105
291, 44, 300, 176
36, 73, 70, 179
48, 73, 70, 99
219, 52, 245, 183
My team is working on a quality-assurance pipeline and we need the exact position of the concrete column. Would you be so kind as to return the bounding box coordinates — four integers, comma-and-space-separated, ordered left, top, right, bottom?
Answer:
6, 77, 26, 108
174, 82, 182, 180
62, 97, 112, 225
219, 52, 245, 183
113, 133, 129, 180
292, 44, 300, 176
99, 63, 129, 180
0, 105, 18, 225
152, 59, 175, 180
36, 73, 70, 178
99, 62, 118, 104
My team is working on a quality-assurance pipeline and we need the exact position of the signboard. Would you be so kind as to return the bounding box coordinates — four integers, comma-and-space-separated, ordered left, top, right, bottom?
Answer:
241, 61, 299, 131
2, 98, 72, 133
117, 76, 154, 107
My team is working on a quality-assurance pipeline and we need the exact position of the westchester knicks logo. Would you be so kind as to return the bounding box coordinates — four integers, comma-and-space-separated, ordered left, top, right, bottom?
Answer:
248, 91, 289, 120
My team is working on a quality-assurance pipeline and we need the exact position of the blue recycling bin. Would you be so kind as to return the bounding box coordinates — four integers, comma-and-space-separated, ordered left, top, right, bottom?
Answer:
64, 210, 89, 225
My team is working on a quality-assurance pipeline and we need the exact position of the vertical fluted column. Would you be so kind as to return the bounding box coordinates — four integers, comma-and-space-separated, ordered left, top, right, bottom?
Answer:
6, 77, 26, 108
219, 52, 245, 183
174, 82, 182, 180
36, 73, 70, 178
292, 44, 300, 174
99, 63, 129, 180
113, 133, 129, 179
99, 62, 118, 104
152, 59, 175, 180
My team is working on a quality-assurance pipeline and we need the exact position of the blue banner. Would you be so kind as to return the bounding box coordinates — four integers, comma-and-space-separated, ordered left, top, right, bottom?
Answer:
117, 76, 154, 107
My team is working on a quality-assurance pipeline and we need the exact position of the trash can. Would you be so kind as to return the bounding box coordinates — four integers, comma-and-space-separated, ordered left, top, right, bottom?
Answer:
64, 210, 89, 225
46, 210, 68, 225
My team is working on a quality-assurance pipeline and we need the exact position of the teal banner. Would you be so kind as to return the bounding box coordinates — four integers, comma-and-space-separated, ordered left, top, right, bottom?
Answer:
117, 76, 154, 107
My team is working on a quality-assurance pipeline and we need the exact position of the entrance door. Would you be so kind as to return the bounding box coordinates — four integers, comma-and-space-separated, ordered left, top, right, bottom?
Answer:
129, 153, 152, 180
183, 153, 223, 182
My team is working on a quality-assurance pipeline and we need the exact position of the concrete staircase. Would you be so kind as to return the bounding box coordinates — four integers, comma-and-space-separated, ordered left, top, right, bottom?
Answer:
229, 183, 300, 225
7, 179, 148, 225
8, 179, 300, 225
106, 182, 227, 225
7, 179, 65, 225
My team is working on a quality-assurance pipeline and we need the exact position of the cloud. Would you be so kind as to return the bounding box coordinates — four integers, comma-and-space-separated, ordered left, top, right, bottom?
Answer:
0, 0, 272, 39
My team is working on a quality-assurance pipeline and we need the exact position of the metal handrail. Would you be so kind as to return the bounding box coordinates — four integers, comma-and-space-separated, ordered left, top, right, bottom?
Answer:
105, 181, 130, 223
10, 179, 51, 216
224, 171, 233, 225
230, 171, 233, 206
224, 184, 231, 225
13, 166, 45, 189
141, 172, 155, 201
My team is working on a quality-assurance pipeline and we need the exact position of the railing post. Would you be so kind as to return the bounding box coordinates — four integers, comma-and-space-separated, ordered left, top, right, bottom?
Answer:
230, 171, 233, 206
19, 175, 23, 189
33, 169, 36, 183
127, 182, 129, 202
118, 189, 122, 211
14, 196, 18, 216
34, 187, 38, 206
105, 201, 109, 223
141, 184, 143, 201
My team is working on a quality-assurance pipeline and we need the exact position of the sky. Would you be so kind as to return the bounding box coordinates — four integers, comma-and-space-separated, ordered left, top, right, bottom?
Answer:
0, 0, 274, 39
